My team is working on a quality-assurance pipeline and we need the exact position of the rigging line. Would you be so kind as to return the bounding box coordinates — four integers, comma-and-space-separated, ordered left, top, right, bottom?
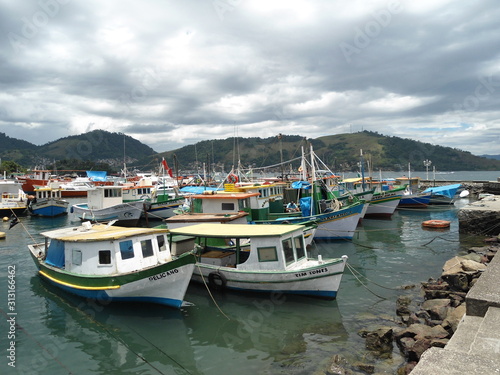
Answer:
0, 307, 75, 374
196, 262, 230, 320
345, 263, 387, 299
33, 284, 169, 375
126, 325, 195, 375
9, 208, 37, 244
346, 263, 405, 291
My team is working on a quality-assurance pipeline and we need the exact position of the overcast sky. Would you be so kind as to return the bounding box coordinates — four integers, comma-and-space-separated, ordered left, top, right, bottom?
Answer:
1, 0, 499, 156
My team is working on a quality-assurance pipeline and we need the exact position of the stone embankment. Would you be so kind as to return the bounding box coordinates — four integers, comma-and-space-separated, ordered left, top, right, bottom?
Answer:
458, 195, 500, 236
408, 237, 500, 374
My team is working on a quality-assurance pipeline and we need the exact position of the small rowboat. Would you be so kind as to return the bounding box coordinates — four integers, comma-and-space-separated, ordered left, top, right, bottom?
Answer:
422, 220, 451, 229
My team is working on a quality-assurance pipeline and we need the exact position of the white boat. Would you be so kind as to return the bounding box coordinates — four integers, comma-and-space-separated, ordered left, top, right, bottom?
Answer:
0, 179, 28, 216
168, 223, 347, 299
28, 222, 196, 308
28, 187, 69, 217
70, 186, 147, 226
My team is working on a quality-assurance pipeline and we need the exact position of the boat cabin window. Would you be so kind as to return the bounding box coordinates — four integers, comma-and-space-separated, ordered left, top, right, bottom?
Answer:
294, 236, 306, 260
259, 188, 269, 198
119, 240, 135, 260
99, 250, 111, 265
104, 188, 122, 198
221, 203, 235, 211
257, 246, 278, 262
141, 239, 154, 258
157, 235, 167, 252
282, 238, 295, 265
72, 250, 82, 266
238, 198, 250, 211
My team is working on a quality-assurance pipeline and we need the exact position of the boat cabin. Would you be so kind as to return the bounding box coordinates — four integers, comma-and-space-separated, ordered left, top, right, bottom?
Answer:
168, 223, 308, 271
38, 224, 172, 276
86, 186, 125, 209
34, 187, 64, 200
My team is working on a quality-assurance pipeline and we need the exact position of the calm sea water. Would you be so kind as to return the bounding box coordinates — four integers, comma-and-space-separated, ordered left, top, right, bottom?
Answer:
1, 172, 498, 375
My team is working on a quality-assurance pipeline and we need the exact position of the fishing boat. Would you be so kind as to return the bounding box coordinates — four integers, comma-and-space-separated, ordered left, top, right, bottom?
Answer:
364, 186, 405, 218
168, 223, 347, 299
0, 179, 28, 216
28, 222, 196, 308
70, 186, 147, 226
394, 171, 431, 209
18, 169, 53, 194
28, 187, 69, 217
421, 183, 462, 205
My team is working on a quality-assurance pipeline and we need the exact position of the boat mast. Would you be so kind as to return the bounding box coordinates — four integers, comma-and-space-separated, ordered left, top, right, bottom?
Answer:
310, 143, 316, 215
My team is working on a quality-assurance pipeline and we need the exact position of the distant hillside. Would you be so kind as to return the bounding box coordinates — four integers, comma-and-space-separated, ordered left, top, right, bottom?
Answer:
158, 131, 500, 173
2, 130, 500, 173
481, 154, 500, 160
0, 130, 157, 172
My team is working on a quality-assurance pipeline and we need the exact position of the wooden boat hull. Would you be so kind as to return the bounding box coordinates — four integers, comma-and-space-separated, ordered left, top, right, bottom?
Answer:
70, 201, 146, 226
365, 190, 403, 218
145, 199, 185, 220
191, 257, 347, 299
28, 245, 196, 308
398, 194, 431, 208
29, 199, 69, 217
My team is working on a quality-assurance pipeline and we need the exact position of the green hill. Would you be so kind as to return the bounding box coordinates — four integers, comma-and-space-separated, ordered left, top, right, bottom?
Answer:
2, 130, 500, 174
158, 131, 500, 173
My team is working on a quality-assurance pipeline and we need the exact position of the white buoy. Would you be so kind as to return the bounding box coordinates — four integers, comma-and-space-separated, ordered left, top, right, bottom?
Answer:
459, 190, 470, 198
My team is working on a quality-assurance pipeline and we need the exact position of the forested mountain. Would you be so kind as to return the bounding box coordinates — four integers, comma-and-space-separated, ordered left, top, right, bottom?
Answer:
1, 130, 500, 174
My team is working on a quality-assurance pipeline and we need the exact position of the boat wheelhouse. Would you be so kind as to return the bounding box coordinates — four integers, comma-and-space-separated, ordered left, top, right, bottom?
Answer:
71, 186, 146, 226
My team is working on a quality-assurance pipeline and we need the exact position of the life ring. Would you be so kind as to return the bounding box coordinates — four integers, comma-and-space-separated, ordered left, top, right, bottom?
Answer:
227, 174, 239, 184
422, 220, 451, 229
208, 272, 227, 290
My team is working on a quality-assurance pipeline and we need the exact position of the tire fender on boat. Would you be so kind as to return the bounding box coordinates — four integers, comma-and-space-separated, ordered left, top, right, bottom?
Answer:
208, 272, 227, 290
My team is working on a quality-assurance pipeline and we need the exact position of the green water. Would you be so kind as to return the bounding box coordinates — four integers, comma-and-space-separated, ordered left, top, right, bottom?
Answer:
0, 197, 487, 374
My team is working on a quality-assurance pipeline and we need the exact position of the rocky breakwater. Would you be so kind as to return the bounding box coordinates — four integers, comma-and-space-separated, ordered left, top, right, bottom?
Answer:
393, 239, 499, 374
458, 195, 500, 235
331, 239, 499, 375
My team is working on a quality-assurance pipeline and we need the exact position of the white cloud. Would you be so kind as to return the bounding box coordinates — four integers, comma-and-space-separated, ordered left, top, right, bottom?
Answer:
0, 0, 499, 157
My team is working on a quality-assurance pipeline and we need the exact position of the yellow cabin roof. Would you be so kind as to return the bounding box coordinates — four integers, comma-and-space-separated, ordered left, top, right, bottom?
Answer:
168, 223, 303, 238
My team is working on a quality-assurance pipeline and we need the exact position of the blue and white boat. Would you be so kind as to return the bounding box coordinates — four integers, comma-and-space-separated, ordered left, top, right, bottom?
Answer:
28, 187, 69, 217
71, 186, 146, 226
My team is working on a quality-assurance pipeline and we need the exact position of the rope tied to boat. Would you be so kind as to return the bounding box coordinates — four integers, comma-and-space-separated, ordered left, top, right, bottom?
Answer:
196, 262, 230, 320
345, 262, 414, 300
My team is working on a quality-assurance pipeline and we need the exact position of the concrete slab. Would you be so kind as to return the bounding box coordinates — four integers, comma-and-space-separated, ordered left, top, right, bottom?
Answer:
445, 315, 483, 353
411, 347, 500, 375
470, 307, 500, 359
466, 252, 500, 317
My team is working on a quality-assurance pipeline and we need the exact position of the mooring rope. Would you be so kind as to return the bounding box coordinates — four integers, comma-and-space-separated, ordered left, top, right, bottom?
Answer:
345, 263, 387, 299
196, 262, 231, 321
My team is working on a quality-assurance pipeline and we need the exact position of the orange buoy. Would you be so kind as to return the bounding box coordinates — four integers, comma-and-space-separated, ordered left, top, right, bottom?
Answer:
422, 220, 451, 229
